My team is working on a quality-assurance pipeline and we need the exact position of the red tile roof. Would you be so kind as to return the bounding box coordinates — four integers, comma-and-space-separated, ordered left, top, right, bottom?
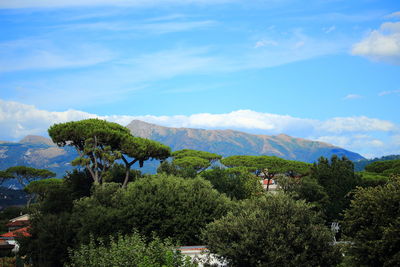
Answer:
262, 179, 274, 185
0, 227, 30, 238
6, 220, 29, 227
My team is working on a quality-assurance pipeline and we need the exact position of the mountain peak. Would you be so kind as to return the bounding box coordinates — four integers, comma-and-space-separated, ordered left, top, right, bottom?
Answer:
19, 135, 55, 146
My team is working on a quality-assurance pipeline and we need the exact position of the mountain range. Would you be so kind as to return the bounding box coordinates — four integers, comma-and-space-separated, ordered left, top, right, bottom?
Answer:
0, 120, 365, 181
126, 120, 364, 162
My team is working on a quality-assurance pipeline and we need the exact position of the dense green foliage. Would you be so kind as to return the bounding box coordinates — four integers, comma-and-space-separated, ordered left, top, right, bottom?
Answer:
24, 178, 63, 206
221, 155, 311, 176
67, 232, 196, 267
358, 171, 388, 187
353, 154, 400, 172
364, 159, 400, 176
310, 156, 361, 221
18, 170, 92, 267
157, 160, 198, 178
201, 167, 263, 200
72, 174, 232, 245
203, 193, 340, 267
342, 176, 400, 267
294, 176, 330, 211
221, 155, 311, 191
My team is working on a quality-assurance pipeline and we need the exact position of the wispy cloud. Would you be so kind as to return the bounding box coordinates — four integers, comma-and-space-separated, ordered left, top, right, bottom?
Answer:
1, 99, 398, 157
58, 20, 216, 34
343, 94, 362, 100
254, 39, 279, 48
386, 11, 400, 19
0, 39, 114, 72
323, 25, 336, 34
378, 89, 400, 96
0, 0, 236, 9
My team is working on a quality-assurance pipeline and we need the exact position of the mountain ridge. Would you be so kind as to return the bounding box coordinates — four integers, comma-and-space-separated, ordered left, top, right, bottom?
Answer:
126, 120, 364, 162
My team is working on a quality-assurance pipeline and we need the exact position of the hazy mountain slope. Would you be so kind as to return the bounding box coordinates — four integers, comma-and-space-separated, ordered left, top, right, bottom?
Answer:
0, 138, 76, 180
126, 120, 364, 162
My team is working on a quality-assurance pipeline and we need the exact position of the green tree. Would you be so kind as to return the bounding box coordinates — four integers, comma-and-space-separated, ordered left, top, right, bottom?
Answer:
4, 166, 55, 188
221, 155, 311, 191
0, 170, 13, 185
358, 171, 388, 187
103, 163, 142, 184
295, 176, 330, 212
119, 136, 170, 187
19, 211, 75, 267
201, 167, 263, 200
24, 178, 62, 206
163, 149, 222, 176
202, 193, 340, 267
72, 175, 232, 245
310, 155, 361, 221
342, 175, 400, 267
48, 119, 129, 184
364, 159, 400, 176
172, 149, 222, 163
49, 119, 170, 186
66, 232, 196, 267
18, 171, 93, 267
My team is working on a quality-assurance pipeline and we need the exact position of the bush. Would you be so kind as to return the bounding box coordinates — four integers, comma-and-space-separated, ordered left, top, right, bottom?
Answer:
67, 232, 197, 267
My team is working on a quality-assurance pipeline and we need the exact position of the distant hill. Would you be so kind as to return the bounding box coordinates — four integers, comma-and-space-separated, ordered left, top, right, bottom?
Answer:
126, 120, 365, 163
354, 155, 400, 171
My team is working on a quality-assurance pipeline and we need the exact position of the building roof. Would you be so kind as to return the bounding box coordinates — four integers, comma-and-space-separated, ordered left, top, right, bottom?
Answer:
0, 227, 30, 238
178, 246, 207, 251
8, 214, 30, 223
262, 179, 274, 185
0, 238, 14, 250
6, 220, 29, 228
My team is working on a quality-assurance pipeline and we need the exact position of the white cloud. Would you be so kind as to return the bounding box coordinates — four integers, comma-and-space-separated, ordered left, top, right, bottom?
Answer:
319, 116, 396, 133
312, 134, 391, 158
352, 21, 400, 64
343, 94, 362, 100
379, 89, 400, 96
1, 99, 399, 158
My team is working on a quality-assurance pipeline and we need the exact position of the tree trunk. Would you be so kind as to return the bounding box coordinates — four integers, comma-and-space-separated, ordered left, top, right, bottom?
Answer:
122, 156, 137, 188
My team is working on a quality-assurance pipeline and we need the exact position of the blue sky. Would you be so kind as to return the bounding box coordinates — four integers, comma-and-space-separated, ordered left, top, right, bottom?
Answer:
0, 0, 399, 158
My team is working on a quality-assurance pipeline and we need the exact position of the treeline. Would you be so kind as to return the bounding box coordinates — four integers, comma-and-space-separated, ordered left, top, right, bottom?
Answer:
0, 119, 399, 267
